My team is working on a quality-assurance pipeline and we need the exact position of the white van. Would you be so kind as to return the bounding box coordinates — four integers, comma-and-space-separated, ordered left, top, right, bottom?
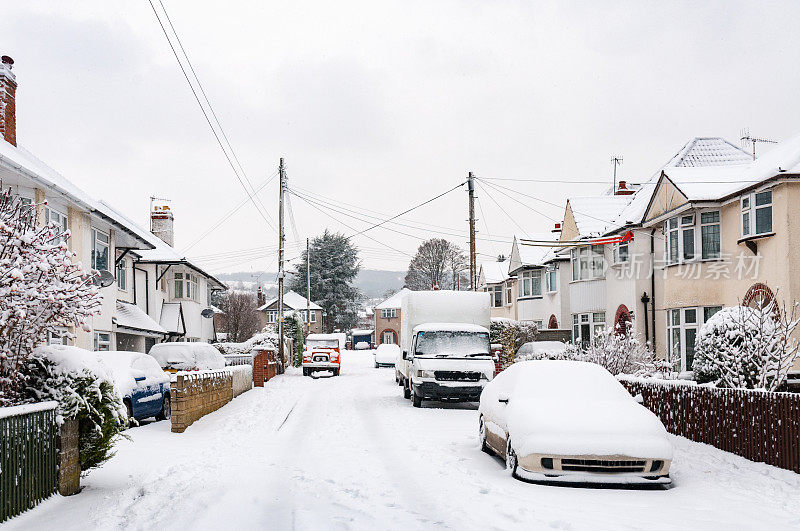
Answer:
399, 290, 494, 407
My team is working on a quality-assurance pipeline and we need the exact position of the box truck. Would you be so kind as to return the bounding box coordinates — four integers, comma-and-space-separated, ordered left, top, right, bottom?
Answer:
399, 290, 493, 407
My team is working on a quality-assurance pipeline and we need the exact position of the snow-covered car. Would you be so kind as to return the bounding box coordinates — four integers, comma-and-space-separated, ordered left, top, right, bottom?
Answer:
148, 342, 226, 372
478, 360, 673, 485
101, 352, 171, 425
373, 343, 399, 368
355, 341, 370, 350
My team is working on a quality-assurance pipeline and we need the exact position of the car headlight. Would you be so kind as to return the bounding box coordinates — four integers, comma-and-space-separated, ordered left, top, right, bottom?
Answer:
416, 370, 435, 378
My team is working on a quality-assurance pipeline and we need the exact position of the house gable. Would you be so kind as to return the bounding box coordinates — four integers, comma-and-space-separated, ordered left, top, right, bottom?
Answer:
559, 202, 580, 242
644, 174, 690, 222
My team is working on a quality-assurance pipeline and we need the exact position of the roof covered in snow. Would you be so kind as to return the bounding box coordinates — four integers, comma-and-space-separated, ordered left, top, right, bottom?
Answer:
567, 195, 633, 238
375, 287, 411, 309
0, 142, 154, 251
115, 301, 167, 335
479, 260, 510, 285
662, 137, 752, 168
159, 302, 185, 334
98, 200, 226, 290
661, 131, 800, 202
257, 290, 322, 311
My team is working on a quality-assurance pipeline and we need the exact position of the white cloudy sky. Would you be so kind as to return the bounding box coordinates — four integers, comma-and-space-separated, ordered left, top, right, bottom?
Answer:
4, 0, 800, 275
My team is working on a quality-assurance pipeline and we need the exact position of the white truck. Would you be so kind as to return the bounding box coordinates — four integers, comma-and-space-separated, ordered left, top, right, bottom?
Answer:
398, 290, 493, 407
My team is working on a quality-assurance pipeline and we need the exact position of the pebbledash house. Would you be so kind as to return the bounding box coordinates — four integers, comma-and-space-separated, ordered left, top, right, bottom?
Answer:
0, 55, 225, 352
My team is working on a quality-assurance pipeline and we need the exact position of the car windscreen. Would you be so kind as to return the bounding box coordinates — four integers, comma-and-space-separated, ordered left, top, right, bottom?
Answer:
307, 339, 339, 349
414, 331, 490, 358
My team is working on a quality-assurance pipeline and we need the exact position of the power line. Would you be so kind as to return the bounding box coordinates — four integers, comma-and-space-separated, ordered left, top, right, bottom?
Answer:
183, 170, 278, 253
477, 177, 557, 222
148, 0, 276, 233
474, 180, 531, 238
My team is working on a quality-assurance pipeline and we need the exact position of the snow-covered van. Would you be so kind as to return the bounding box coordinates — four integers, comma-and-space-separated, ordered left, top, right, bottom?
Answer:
400, 290, 493, 407
303, 333, 346, 376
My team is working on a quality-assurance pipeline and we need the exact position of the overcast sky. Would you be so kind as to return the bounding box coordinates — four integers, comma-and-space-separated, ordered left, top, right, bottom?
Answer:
4, 1, 800, 276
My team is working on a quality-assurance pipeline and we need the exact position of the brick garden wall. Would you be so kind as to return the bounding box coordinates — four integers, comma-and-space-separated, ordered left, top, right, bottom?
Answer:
170, 371, 233, 433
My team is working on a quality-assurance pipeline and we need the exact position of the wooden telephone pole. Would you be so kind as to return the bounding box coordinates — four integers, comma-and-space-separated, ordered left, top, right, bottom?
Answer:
468, 172, 476, 291
277, 158, 286, 366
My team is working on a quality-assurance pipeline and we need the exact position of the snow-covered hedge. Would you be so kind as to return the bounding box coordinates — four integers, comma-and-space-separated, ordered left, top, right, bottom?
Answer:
693, 302, 800, 391
215, 328, 280, 357
22, 345, 126, 473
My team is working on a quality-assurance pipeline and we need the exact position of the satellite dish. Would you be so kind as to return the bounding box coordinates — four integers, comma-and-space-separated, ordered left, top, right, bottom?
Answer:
201, 308, 215, 319
91, 270, 116, 288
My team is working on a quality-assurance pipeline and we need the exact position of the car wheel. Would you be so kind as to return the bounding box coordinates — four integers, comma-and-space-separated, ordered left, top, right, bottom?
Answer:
506, 438, 518, 477
302, 368, 308, 377
403, 380, 411, 399
334, 368, 340, 376
124, 399, 133, 429
155, 394, 171, 421
395, 372, 400, 384
412, 387, 423, 408
479, 417, 490, 454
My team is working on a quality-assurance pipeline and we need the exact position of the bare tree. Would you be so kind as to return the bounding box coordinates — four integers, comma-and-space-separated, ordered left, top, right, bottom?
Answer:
221, 292, 261, 343
405, 238, 466, 291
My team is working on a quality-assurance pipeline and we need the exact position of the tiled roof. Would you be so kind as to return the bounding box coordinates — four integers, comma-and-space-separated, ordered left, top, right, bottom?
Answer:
663, 137, 752, 168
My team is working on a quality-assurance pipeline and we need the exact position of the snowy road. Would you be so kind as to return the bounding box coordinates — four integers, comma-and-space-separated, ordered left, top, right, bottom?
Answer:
11, 351, 800, 530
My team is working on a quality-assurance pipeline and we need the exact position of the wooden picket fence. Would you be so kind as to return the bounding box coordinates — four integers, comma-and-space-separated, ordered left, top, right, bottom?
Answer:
620, 379, 800, 473
0, 401, 59, 523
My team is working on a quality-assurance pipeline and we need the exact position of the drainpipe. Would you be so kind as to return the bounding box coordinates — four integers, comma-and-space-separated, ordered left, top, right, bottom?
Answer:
650, 228, 657, 352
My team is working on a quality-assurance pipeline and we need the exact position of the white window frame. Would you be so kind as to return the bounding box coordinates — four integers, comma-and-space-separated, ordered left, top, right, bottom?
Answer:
267, 309, 278, 323
47, 328, 70, 346
666, 305, 722, 372
741, 189, 773, 238
45, 207, 69, 243
381, 308, 397, 319
571, 246, 604, 281
505, 282, 512, 306
545, 264, 557, 292
91, 228, 110, 271
490, 285, 503, 307
116, 257, 127, 291
572, 312, 605, 345
174, 272, 198, 300
612, 241, 629, 264
518, 270, 542, 298
94, 331, 111, 351
665, 210, 721, 265
382, 331, 395, 344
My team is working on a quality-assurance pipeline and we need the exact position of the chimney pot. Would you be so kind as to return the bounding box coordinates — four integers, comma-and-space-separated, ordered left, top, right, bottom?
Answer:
1, 56, 14, 67
552, 222, 562, 233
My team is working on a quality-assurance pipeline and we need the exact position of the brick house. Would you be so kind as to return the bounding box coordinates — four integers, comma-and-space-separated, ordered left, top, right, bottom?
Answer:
257, 290, 324, 334
374, 288, 409, 345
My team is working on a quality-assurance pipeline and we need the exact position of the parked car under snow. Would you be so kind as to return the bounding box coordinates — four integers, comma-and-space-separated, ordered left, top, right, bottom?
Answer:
373, 343, 399, 368
148, 342, 226, 372
101, 352, 171, 425
478, 360, 673, 485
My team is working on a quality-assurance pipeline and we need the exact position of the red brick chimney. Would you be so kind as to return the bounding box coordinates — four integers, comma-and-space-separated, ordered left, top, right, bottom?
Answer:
552, 222, 562, 234
615, 180, 634, 195
257, 286, 265, 307
0, 56, 18, 146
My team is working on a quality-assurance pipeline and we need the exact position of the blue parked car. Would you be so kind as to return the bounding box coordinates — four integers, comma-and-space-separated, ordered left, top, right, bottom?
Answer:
101, 352, 171, 426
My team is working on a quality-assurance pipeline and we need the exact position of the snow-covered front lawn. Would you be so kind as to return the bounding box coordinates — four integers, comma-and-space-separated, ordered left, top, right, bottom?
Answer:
9, 351, 800, 530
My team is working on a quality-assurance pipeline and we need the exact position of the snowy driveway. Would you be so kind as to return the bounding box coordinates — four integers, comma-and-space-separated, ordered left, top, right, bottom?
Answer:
11, 351, 800, 530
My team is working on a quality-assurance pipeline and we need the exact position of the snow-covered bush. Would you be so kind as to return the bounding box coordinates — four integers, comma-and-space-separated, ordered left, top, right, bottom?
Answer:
515, 341, 578, 361
215, 327, 280, 357
22, 346, 126, 473
0, 187, 101, 405
491, 319, 538, 368
579, 325, 654, 376
693, 301, 800, 391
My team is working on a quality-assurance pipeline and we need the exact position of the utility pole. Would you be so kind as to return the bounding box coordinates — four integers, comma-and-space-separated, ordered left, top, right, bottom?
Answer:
277, 158, 286, 367
468, 172, 476, 291
611, 156, 623, 193
306, 237, 311, 335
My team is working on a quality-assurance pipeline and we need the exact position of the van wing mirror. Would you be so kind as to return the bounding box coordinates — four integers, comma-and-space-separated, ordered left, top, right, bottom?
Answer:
402, 351, 408, 360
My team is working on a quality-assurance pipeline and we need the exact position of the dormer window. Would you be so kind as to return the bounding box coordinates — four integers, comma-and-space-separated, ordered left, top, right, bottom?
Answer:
741, 190, 773, 237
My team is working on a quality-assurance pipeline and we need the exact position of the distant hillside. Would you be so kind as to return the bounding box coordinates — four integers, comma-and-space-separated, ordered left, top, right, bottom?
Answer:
215, 269, 405, 299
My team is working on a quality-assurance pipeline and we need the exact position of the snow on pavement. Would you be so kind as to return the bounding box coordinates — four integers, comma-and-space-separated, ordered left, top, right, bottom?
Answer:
9, 351, 800, 530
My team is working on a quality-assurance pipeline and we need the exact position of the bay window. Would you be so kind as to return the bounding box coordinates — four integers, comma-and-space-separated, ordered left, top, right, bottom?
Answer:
571, 246, 604, 280
665, 210, 720, 264
491, 285, 503, 307
612, 241, 629, 264
505, 283, 512, 306
667, 305, 722, 372
174, 272, 198, 300
741, 190, 773, 237
46, 207, 68, 243
518, 270, 542, 298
